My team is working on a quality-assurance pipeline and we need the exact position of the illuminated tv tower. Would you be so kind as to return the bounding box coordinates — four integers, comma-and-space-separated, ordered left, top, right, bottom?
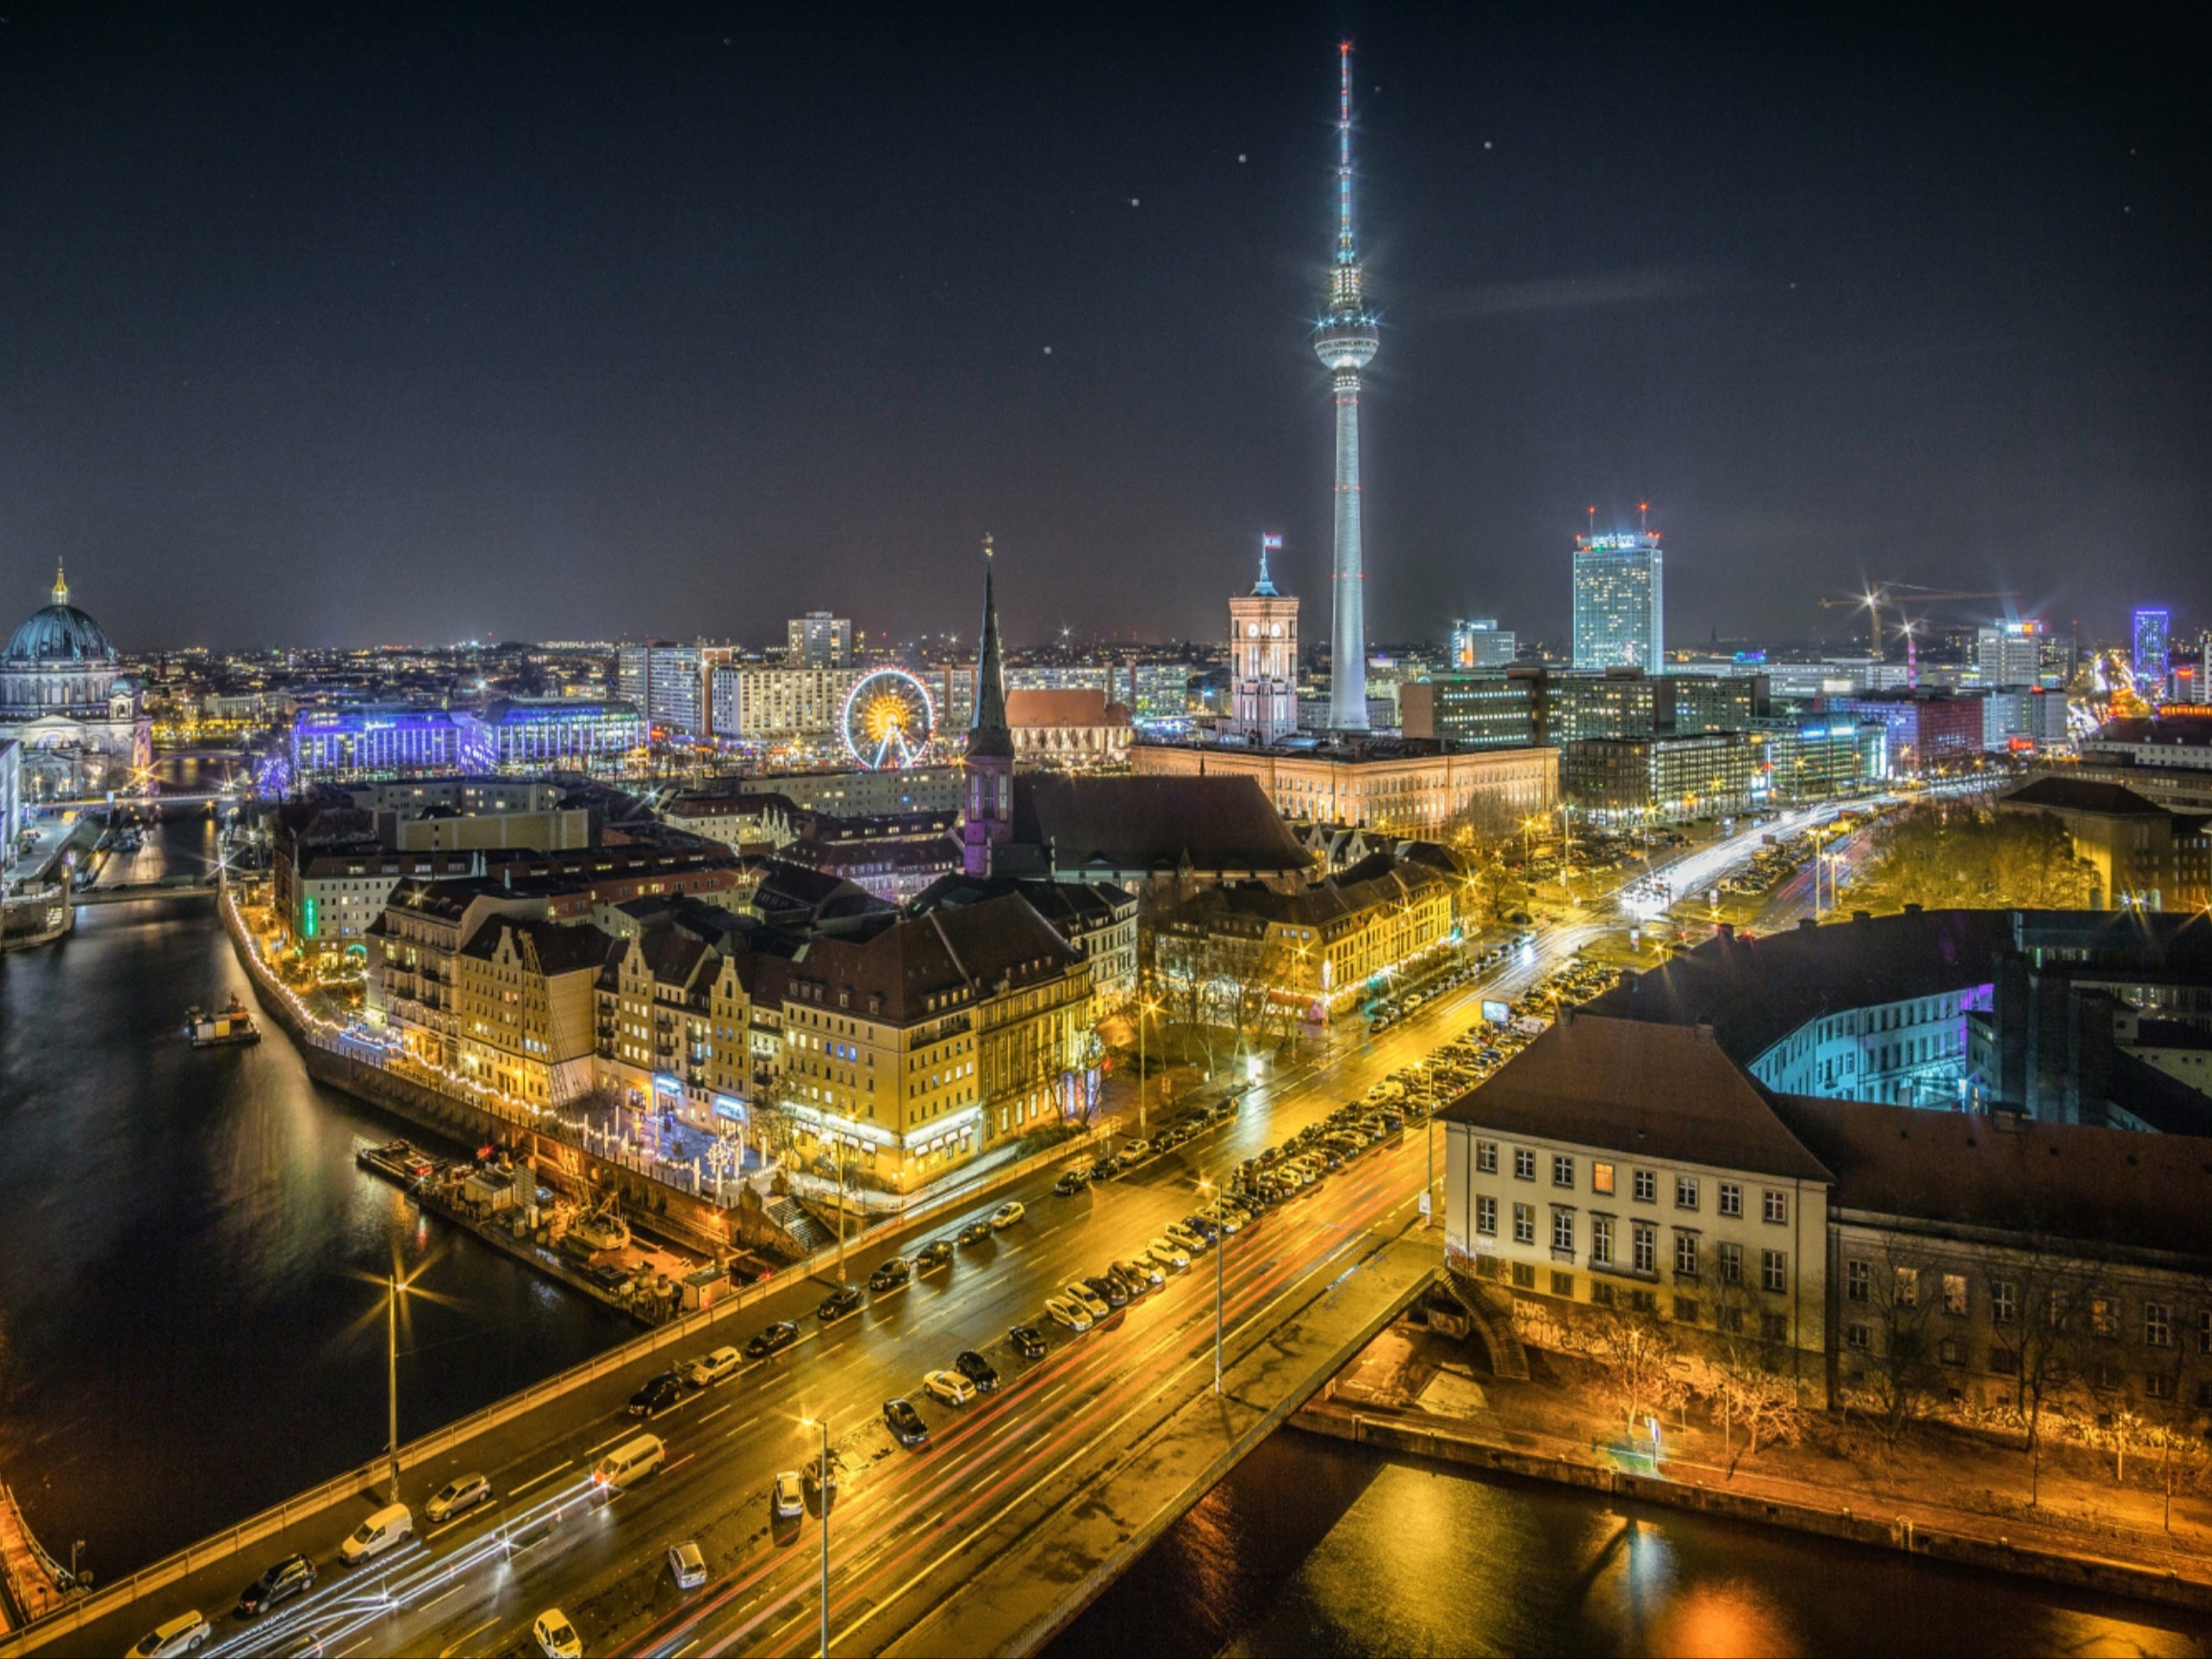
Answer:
1317, 41, 1380, 733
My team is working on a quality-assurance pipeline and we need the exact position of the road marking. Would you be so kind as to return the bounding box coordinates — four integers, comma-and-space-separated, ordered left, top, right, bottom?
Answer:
698, 1401, 734, 1424
509, 1459, 572, 1497
673, 1643, 700, 1657
439, 1617, 496, 1658
726, 1412, 760, 1439
421, 1583, 461, 1611
585, 1426, 636, 1455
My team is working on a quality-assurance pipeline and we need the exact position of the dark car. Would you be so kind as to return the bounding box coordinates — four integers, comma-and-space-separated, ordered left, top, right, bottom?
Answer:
883, 1398, 929, 1447
915, 1239, 955, 1271
1093, 1155, 1124, 1180
1051, 1171, 1087, 1197
1008, 1323, 1048, 1359
953, 1349, 1001, 1393
817, 1284, 865, 1323
237, 1552, 315, 1618
1084, 1273, 1129, 1310
868, 1257, 914, 1292
1108, 1263, 1152, 1299
744, 1320, 800, 1359
956, 1221, 993, 1246
629, 1372, 684, 1417
1183, 1215, 1221, 1244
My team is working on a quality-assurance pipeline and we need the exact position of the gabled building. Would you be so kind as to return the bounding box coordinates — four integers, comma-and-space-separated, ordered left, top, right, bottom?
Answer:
452, 916, 614, 1108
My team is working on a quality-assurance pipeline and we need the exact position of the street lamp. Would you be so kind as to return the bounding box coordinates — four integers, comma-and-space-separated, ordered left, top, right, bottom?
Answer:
1137, 995, 1162, 1136
384, 1267, 421, 1501
801, 1416, 831, 1659
1198, 1177, 1226, 1394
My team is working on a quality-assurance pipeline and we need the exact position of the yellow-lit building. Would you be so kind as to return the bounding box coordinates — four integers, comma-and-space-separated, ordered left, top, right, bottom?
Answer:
452, 917, 613, 1108
1132, 738, 1556, 838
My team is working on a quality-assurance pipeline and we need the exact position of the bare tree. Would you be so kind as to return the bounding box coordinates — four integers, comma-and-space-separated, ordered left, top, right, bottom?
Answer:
1976, 1239, 2099, 1505
1594, 1304, 1684, 1439
1703, 1280, 1807, 1475
1841, 1237, 1942, 1445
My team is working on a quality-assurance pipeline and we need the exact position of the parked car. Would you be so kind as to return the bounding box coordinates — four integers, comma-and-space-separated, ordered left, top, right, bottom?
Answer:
1084, 1272, 1128, 1310
954, 1349, 1001, 1392
744, 1320, 801, 1359
424, 1472, 491, 1524
868, 1257, 914, 1292
1117, 1256, 1164, 1289
128, 1613, 212, 1659
923, 1368, 977, 1407
1065, 1280, 1111, 1318
338, 1501, 413, 1566
1044, 1294, 1095, 1332
772, 1469, 805, 1518
681, 1345, 743, 1388
1008, 1323, 1048, 1358
667, 1539, 708, 1588
628, 1372, 684, 1418
1164, 1222, 1208, 1255
956, 1221, 994, 1246
1182, 1215, 1221, 1244
1148, 1238, 1191, 1271
990, 1200, 1026, 1229
883, 1397, 930, 1446
1052, 1171, 1087, 1197
1092, 1155, 1125, 1180
236, 1554, 315, 1618
802, 1453, 842, 1498
534, 1611, 583, 1659
915, 1239, 956, 1271
816, 1285, 865, 1323
1121, 1137, 1153, 1160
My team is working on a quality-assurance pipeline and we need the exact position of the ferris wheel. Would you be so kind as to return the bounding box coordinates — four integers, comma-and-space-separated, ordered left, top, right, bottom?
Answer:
841, 668, 937, 770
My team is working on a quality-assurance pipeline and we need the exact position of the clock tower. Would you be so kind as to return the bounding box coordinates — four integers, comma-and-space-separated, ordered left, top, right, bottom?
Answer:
1226, 535, 1298, 747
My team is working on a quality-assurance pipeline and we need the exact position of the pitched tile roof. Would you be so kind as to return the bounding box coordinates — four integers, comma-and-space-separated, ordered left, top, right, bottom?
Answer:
1012, 774, 1311, 876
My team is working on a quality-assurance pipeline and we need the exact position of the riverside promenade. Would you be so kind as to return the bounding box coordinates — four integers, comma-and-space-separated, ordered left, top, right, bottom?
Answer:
1300, 1312, 2212, 1614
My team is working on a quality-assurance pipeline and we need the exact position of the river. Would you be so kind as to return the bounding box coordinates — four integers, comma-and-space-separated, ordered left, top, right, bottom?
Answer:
0, 794, 633, 1582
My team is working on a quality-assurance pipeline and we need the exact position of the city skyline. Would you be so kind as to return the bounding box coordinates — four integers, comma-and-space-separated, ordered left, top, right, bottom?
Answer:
2, 7, 2207, 654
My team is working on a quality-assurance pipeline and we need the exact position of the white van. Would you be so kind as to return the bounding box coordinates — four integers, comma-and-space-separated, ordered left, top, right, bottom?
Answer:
594, 1433, 666, 1489
339, 1501, 414, 1565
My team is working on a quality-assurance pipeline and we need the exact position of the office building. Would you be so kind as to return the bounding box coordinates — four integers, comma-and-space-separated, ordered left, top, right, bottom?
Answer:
1753, 716, 1890, 802
1998, 777, 2210, 913
616, 643, 710, 739
1815, 689, 1986, 773
1981, 687, 2071, 753
787, 613, 853, 669
1560, 731, 1763, 823
1397, 675, 1538, 751
709, 665, 862, 740
1134, 737, 1557, 839
1571, 531, 1664, 675
2135, 609, 2172, 702
1450, 618, 1518, 669
1975, 620, 2044, 689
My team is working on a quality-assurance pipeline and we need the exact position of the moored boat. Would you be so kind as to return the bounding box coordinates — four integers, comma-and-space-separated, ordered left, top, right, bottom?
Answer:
186, 997, 260, 1047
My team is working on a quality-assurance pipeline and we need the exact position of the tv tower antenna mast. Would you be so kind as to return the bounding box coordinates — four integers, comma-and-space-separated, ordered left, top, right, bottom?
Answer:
1317, 41, 1381, 733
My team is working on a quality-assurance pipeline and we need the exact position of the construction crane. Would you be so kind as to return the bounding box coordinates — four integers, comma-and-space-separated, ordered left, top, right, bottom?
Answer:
1817, 583, 2018, 661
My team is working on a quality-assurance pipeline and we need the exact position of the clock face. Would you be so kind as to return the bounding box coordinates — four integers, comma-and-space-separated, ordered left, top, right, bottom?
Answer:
1270, 624, 1282, 638
1248, 623, 1261, 637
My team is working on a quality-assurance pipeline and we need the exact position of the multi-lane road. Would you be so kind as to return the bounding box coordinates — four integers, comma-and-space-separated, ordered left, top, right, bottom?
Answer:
75, 817, 1809, 1659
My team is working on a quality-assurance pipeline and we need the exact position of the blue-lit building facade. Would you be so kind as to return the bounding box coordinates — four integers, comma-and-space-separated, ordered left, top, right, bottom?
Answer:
2134, 608, 2172, 702
288, 699, 642, 782
1570, 531, 1664, 675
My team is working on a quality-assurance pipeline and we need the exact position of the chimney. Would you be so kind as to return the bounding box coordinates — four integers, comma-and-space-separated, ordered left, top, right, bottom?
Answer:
1694, 1019, 1716, 1043
1904, 902, 1923, 916
1852, 908, 1871, 924
1559, 1004, 1575, 1027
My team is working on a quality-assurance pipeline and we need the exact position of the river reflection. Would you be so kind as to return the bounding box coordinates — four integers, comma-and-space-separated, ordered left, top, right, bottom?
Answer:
0, 805, 631, 1579
1050, 1434, 2211, 1658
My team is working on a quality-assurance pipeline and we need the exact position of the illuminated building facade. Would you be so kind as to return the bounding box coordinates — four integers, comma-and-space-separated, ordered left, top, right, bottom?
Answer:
961, 545, 1015, 875
1571, 531, 1665, 675
1133, 738, 1557, 837
787, 612, 853, 669
1451, 618, 1518, 669
1560, 731, 1762, 824
1316, 45, 1379, 732
710, 665, 862, 740
287, 700, 639, 780
1975, 620, 2044, 689
0, 567, 151, 801
2134, 609, 2172, 702
1225, 536, 1299, 746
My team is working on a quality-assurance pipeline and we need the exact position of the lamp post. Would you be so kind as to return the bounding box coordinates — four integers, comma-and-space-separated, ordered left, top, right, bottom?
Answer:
802, 1417, 831, 1659
1137, 995, 1162, 1136
385, 1269, 415, 1501
1199, 1177, 1225, 1394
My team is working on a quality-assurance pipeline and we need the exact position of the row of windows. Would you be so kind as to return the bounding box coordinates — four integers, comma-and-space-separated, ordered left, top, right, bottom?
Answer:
1479, 1141, 1788, 1223
1850, 1262, 2206, 1350
1476, 1196, 1791, 1290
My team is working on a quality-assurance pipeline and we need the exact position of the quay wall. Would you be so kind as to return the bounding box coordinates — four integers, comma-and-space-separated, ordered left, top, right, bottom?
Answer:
1291, 1403, 2212, 1615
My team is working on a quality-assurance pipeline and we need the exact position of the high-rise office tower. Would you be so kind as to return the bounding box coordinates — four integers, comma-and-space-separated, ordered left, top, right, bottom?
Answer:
787, 612, 852, 669
1226, 535, 1299, 746
1315, 43, 1380, 732
1571, 529, 1665, 675
1975, 619, 2043, 688
1452, 618, 1518, 669
2133, 608, 2171, 701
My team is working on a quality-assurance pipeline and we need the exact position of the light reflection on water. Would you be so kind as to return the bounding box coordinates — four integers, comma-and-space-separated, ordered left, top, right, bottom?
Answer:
1051, 1435, 2211, 1659
0, 802, 632, 1578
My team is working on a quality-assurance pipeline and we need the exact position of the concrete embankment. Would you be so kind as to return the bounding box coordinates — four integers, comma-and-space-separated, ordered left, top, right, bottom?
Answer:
1290, 1395, 2212, 1615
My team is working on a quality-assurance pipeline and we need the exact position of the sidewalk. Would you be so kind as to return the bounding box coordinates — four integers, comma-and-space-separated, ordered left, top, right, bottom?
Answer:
1304, 1319, 2212, 1611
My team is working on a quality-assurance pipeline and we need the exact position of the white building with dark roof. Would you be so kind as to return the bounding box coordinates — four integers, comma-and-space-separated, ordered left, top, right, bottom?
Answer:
0, 566, 150, 801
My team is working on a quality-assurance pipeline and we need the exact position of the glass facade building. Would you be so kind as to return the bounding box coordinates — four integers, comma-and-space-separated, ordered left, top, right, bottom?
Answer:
2134, 608, 2172, 701
1571, 532, 1664, 675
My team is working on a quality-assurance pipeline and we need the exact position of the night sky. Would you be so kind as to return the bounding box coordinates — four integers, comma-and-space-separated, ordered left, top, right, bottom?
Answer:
2, 3, 2205, 654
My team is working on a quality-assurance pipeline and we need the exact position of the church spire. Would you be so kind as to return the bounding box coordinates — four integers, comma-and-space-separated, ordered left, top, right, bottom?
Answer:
967, 534, 1012, 760
52, 561, 68, 607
